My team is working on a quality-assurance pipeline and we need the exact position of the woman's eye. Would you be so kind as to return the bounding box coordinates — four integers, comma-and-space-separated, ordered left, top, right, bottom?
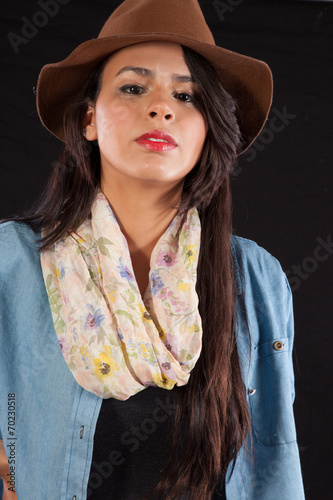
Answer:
119, 86, 199, 103
120, 85, 145, 95
176, 92, 198, 104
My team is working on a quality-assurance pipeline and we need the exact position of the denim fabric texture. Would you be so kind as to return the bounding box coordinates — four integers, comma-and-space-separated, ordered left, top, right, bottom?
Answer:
0, 222, 305, 499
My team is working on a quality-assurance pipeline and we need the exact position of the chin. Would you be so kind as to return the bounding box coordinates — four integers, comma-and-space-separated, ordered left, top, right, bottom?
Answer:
130, 168, 179, 182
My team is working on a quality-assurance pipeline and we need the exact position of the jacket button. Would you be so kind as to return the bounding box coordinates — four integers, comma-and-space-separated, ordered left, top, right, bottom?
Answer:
248, 387, 256, 396
273, 340, 284, 351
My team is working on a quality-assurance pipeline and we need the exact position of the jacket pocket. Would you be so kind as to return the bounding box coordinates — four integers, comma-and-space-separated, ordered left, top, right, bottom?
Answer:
248, 337, 297, 446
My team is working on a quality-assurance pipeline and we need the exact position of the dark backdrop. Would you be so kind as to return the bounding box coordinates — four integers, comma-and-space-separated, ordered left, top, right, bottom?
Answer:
1, 1, 332, 498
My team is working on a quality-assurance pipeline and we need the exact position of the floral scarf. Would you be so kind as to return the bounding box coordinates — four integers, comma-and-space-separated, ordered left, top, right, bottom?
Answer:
40, 189, 203, 400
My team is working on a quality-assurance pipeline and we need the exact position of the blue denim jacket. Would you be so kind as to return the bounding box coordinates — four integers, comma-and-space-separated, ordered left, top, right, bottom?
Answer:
0, 222, 305, 499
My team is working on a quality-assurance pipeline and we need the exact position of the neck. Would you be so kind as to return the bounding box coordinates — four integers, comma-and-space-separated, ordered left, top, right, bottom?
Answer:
100, 174, 184, 258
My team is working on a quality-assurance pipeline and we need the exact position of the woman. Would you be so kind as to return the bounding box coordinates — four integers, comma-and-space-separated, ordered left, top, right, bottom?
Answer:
0, 0, 305, 499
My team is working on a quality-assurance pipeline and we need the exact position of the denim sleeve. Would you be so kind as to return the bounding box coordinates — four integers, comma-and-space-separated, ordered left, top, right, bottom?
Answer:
248, 272, 297, 446
227, 236, 305, 499
285, 276, 296, 404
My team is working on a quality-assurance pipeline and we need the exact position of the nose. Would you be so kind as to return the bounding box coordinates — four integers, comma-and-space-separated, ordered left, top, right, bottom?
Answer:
149, 110, 173, 120
146, 91, 175, 121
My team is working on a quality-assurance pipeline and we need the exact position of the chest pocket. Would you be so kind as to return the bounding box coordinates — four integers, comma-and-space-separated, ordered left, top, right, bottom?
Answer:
248, 337, 297, 446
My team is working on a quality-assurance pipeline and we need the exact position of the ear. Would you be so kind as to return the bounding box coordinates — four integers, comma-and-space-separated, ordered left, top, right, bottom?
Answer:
82, 103, 97, 141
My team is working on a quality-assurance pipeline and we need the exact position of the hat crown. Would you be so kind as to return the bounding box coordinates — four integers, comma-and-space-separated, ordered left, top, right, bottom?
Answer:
37, 0, 272, 151
98, 0, 215, 45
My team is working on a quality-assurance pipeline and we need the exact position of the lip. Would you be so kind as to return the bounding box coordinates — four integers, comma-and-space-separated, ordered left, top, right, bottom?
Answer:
135, 129, 178, 151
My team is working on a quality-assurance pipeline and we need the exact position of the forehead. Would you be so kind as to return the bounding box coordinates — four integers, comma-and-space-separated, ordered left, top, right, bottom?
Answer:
101, 41, 189, 78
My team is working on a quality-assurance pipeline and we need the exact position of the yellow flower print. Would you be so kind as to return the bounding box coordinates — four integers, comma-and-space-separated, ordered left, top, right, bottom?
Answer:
152, 372, 176, 390
158, 328, 166, 341
177, 281, 190, 293
77, 237, 85, 244
138, 302, 152, 322
80, 346, 91, 358
107, 291, 116, 303
187, 324, 195, 335
97, 265, 102, 278
93, 345, 119, 381
186, 244, 198, 266
79, 346, 92, 369
128, 338, 157, 366
51, 265, 61, 280
180, 322, 200, 335
139, 343, 147, 353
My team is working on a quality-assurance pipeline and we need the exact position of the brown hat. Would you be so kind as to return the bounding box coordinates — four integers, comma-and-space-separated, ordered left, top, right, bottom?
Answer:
36, 0, 273, 153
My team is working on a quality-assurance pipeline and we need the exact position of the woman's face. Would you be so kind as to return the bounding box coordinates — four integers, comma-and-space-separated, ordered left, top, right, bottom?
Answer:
84, 41, 208, 186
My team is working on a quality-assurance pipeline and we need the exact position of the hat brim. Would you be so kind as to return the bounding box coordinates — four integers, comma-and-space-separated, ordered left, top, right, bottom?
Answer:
36, 33, 273, 153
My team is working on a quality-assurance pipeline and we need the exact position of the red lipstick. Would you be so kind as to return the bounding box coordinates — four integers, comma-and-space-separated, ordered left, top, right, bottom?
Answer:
135, 130, 177, 151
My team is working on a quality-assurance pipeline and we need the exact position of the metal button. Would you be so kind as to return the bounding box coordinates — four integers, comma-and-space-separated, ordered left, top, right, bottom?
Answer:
248, 387, 256, 396
273, 340, 284, 351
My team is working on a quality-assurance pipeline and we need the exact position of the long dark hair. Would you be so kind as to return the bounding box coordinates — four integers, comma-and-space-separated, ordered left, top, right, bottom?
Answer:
1, 45, 250, 499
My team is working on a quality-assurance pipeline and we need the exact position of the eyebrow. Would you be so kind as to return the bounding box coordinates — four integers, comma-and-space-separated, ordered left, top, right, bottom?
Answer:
115, 66, 195, 83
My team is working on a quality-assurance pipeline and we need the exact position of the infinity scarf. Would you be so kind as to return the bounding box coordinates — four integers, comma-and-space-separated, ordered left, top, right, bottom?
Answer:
40, 189, 203, 399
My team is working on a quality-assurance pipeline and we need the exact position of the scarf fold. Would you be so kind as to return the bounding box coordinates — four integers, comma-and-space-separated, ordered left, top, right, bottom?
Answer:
40, 189, 202, 399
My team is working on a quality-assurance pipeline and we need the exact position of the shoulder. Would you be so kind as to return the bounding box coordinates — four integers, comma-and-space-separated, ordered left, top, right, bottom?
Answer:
0, 221, 41, 273
0, 220, 40, 244
0, 222, 48, 329
231, 236, 292, 340
231, 235, 290, 297
231, 235, 284, 275
232, 235, 293, 355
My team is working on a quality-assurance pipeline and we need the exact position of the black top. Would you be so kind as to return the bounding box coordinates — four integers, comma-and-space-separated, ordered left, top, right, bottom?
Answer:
87, 386, 226, 499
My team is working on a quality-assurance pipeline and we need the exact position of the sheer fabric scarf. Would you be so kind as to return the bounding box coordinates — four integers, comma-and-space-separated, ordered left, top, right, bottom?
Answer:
40, 189, 203, 399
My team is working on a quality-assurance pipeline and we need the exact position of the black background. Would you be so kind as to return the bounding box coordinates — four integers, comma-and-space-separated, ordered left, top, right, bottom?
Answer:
1, 1, 332, 498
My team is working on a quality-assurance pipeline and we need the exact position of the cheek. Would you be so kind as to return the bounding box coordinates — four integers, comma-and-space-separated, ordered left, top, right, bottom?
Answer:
96, 102, 134, 143
186, 113, 207, 155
